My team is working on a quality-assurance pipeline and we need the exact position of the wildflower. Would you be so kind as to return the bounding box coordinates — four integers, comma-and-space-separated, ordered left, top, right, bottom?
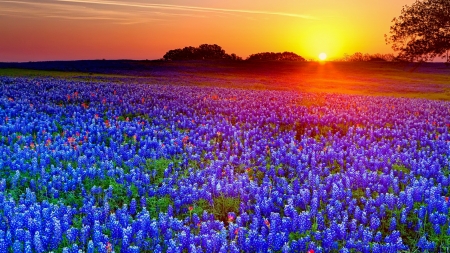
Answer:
228, 214, 234, 223
188, 206, 193, 212
106, 242, 112, 253
445, 196, 449, 202
308, 249, 315, 253
264, 219, 270, 228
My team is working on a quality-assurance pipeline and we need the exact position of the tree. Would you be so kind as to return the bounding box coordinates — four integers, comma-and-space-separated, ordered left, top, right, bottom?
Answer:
246, 52, 305, 62
385, 0, 450, 62
163, 44, 242, 61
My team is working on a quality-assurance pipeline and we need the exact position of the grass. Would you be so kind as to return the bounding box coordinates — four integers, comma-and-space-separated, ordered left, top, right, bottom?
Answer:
0, 68, 96, 77
0, 68, 126, 81
2, 62, 450, 100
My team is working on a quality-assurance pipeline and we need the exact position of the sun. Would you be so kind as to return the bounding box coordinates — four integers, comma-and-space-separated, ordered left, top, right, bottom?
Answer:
319, 52, 327, 61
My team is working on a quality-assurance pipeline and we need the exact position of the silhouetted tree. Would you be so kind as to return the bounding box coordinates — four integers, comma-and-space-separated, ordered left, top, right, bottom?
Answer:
246, 52, 305, 61
385, 0, 450, 62
342, 52, 396, 62
163, 44, 242, 61
225, 53, 243, 61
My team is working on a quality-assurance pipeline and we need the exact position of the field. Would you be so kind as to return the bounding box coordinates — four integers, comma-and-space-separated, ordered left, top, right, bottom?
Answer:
0, 62, 450, 252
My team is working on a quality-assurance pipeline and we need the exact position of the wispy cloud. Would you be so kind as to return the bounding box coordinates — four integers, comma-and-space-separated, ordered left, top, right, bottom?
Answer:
55, 0, 316, 19
0, 0, 316, 24
0, 0, 157, 23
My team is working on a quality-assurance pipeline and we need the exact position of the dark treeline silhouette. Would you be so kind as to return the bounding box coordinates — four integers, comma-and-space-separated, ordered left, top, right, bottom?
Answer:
246, 52, 305, 62
163, 44, 305, 62
337, 52, 399, 62
163, 44, 243, 61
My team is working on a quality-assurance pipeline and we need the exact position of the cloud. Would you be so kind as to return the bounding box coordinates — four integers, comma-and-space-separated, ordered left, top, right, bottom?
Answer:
0, 0, 316, 24
55, 0, 316, 19
0, 0, 158, 23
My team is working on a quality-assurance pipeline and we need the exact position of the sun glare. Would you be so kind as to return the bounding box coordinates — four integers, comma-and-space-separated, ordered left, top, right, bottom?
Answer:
319, 52, 327, 61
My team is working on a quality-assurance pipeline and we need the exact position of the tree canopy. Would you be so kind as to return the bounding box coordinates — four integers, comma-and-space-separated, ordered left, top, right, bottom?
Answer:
385, 0, 450, 62
246, 52, 305, 62
163, 44, 242, 61
162, 45, 306, 62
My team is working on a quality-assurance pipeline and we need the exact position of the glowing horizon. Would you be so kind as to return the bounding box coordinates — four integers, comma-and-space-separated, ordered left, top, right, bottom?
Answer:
0, 0, 417, 62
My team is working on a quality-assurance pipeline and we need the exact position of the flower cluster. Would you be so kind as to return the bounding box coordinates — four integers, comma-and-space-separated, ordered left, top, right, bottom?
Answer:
0, 76, 449, 252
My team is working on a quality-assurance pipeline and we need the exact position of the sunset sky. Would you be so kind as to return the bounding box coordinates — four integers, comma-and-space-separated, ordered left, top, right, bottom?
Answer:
0, 0, 417, 62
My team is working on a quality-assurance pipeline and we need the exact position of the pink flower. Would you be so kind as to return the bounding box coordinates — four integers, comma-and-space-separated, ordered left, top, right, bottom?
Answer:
106, 242, 112, 253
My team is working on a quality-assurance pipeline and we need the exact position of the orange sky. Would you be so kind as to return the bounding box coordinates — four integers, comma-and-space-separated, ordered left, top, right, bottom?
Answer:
0, 0, 417, 62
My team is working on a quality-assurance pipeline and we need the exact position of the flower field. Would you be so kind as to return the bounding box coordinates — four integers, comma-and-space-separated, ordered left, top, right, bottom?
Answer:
0, 76, 449, 252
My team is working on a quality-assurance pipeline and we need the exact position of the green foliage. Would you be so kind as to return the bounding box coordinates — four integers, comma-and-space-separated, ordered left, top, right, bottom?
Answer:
147, 195, 173, 219
177, 199, 211, 220
145, 158, 173, 185
181, 196, 240, 225
55, 121, 64, 134
392, 164, 411, 173
118, 112, 151, 122
288, 231, 312, 242
83, 176, 139, 210
329, 160, 341, 174
209, 195, 240, 224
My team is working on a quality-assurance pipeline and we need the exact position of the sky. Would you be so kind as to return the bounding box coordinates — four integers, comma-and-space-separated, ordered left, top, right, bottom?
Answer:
0, 0, 418, 62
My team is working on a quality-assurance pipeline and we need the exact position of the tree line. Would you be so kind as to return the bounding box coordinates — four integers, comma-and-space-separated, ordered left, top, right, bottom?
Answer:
338, 52, 398, 62
163, 44, 305, 62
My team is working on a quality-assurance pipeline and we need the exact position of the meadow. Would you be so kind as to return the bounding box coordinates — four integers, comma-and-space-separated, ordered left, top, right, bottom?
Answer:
0, 62, 449, 252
